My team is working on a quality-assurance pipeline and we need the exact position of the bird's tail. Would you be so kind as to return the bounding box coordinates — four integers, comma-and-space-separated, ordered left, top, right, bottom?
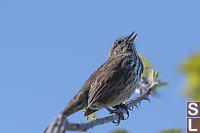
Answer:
44, 93, 86, 133
61, 93, 86, 117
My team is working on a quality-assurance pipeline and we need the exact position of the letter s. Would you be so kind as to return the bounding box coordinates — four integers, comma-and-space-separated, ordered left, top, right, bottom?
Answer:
188, 103, 198, 116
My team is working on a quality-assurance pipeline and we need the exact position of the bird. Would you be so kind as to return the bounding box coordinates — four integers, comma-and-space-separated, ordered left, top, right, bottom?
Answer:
61, 31, 144, 117
44, 31, 144, 132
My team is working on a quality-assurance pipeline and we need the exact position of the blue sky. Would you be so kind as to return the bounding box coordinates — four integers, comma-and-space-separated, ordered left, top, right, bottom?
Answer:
0, 0, 200, 133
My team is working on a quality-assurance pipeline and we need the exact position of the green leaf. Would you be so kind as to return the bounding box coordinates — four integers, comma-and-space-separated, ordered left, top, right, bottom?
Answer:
180, 53, 200, 100
139, 54, 152, 77
159, 129, 181, 133
139, 54, 167, 95
111, 129, 127, 133
148, 70, 168, 95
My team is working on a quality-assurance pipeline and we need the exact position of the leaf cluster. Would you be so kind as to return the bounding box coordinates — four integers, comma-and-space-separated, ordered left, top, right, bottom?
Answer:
180, 53, 200, 100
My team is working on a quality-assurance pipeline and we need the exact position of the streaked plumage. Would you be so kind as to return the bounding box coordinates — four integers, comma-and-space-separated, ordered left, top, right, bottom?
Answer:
61, 32, 144, 117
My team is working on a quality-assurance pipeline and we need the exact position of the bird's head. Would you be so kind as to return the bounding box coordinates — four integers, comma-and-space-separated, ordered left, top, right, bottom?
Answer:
108, 32, 137, 58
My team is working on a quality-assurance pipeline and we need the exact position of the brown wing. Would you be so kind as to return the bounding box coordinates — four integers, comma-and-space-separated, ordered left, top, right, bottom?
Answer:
87, 55, 134, 108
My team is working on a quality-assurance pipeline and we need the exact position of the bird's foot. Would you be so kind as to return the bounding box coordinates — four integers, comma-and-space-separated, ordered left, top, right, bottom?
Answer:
104, 105, 124, 125
113, 103, 130, 120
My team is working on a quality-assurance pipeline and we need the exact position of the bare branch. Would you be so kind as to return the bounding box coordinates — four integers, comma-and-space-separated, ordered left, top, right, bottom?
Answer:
45, 114, 66, 133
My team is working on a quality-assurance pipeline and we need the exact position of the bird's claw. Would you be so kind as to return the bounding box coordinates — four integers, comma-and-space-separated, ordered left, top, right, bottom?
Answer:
112, 111, 124, 126
135, 104, 138, 109
143, 97, 151, 102
113, 103, 130, 120
104, 105, 125, 125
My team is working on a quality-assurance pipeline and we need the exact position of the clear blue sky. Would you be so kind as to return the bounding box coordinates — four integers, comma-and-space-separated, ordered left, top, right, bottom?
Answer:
0, 0, 200, 133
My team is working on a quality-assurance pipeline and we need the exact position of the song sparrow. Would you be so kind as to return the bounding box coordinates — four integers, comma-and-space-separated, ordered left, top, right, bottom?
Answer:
61, 31, 144, 117
44, 32, 144, 132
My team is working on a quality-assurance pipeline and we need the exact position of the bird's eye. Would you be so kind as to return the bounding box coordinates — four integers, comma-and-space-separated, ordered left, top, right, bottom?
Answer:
117, 40, 122, 44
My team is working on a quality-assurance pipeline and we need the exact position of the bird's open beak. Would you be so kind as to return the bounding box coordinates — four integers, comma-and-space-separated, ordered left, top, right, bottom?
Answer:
127, 31, 137, 42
